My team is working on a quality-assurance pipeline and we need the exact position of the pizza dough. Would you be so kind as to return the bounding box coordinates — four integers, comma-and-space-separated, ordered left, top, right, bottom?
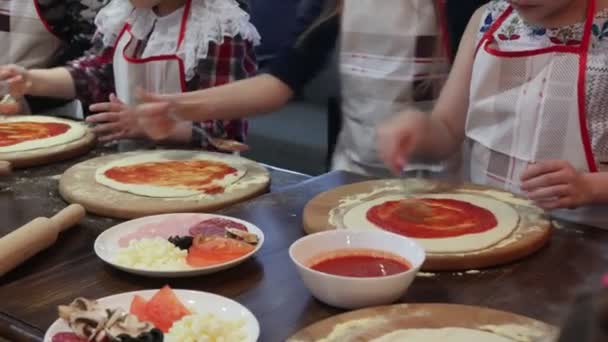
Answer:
95, 152, 247, 198
342, 193, 519, 254
0, 115, 87, 153
369, 328, 515, 342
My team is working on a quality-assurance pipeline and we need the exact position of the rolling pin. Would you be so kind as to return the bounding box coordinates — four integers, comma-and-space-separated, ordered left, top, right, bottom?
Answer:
0, 204, 86, 277
0, 161, 11, 176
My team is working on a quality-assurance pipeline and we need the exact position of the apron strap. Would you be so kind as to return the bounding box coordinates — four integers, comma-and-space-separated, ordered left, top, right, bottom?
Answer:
577, 0, 598, 172
176, 0, 192, 50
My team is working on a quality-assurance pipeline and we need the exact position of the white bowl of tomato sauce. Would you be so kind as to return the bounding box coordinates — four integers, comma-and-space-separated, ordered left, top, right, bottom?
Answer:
289, 230, 425, 309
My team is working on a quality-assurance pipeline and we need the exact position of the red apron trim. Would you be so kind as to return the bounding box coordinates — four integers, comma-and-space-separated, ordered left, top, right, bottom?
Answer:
113, 0, 191, 94
476, 0, 598, 172
577, 0, 598, 172
475, 6, 513, 55
32, 0, 61, 39
435, 0, 453, 62
177, 0, 192, 49
483, 40, 580, 57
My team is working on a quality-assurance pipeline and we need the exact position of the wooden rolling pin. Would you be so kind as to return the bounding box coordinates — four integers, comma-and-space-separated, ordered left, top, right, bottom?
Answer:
0, 204, 86, 277
0, 161, 11, 176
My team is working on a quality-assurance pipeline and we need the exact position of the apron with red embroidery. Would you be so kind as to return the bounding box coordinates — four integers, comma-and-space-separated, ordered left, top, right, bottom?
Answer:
466, 0, 607, 228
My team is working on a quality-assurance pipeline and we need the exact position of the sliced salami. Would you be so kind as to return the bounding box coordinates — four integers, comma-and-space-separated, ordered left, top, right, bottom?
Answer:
188, 218, 248, 237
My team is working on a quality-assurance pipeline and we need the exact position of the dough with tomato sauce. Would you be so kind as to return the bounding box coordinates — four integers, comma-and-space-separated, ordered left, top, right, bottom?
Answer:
342, 193, 519, 254
0, 115, 86, 153
95, 152, 247, 198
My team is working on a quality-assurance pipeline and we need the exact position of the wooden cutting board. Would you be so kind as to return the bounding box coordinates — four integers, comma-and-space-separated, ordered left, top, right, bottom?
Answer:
59, 150, 270, 219
303, 179, 552, 271
288, 303, 558, 341
0, 131, 95, 168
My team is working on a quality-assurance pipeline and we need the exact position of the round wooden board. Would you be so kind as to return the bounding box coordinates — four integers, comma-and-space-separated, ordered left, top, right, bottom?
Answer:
288, 303, 558, 341
59, 150, 270, 219
303, 179, 552, 271
0, 131, 95, 168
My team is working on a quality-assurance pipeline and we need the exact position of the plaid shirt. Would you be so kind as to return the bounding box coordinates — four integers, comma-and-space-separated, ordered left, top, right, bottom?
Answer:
66, 33, 257, 147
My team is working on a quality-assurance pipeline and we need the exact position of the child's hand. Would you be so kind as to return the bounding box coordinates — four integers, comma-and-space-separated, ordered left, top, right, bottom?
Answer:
0, 95, 21, 115
0, 64, 31, 97
133, 89, 174, 140
376, 111, 428, 174
86, 94, 145, 142
521, 160, 594, 210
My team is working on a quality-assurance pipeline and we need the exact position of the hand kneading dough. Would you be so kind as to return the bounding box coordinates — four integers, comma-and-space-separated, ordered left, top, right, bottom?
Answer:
95, 152, 247, 198
342, 193, 519, 254
0, 116, 87, 153
370, 327, 515, 342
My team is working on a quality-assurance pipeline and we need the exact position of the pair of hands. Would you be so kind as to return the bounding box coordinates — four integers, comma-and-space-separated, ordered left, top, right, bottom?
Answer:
376, 113, 595, 210
0, 64, 179, 141
88, 91, 179, 142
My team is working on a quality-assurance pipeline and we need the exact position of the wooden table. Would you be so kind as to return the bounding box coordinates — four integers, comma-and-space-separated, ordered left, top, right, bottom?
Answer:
1, 154, 608, 342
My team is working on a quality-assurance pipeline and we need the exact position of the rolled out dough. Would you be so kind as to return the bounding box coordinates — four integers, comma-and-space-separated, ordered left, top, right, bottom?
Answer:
342, 193, 519, 254
370, 327, 515, 342
0, 115, 87, 153
95, 152, 247, 198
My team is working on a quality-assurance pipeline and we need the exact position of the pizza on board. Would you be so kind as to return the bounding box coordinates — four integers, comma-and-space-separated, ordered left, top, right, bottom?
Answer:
0, 116, 87, 153
342, 193, 520, 254
95, 152, 248, 198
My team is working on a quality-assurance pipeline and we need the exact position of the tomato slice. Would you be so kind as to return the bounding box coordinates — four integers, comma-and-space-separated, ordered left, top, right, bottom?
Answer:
144, 286, 191, 332
129, 295, 149, 322
186, 236, 255, 267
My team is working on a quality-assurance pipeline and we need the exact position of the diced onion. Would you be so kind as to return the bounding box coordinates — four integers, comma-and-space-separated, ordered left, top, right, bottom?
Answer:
115, 238, 189, 270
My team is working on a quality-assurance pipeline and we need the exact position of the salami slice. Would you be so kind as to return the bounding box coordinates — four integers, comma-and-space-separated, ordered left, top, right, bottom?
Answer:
52, 332, 88, 342
188, 218, 248, 237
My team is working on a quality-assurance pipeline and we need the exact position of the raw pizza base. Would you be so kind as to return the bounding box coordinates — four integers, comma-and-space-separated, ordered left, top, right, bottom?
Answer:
368, 328, 514, 342
342, 193, 519, 254
95, 152, 247, 198
0, 115, 87, 153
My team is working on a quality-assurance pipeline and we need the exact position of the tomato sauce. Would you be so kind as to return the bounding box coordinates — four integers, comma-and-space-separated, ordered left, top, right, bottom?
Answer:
104, 160, 237, 194
367, 198, 497, 239
308, 249, 411, 278
0, 122, 70, 147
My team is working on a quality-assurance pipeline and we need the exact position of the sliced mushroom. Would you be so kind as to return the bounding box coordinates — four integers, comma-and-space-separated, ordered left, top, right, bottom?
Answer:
226, 228, 259, 245
57, 298, 156, 342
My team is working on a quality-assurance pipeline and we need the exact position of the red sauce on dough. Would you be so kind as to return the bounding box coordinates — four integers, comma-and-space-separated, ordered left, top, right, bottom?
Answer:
367, 198, 498, 239
308, 249, 411, 278
0, 122, 70, 147
104, 160, 237, 194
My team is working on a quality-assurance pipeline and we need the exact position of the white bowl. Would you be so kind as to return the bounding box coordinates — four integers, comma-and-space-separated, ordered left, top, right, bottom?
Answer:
289, 230, 425, 309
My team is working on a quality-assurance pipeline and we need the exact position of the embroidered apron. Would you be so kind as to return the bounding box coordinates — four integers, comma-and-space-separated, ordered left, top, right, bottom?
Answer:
466, 0, 608, 228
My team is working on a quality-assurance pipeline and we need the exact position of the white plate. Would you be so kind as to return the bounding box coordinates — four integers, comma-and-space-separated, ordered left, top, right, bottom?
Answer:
44, 289, 260, 342
94, 213, 265, 277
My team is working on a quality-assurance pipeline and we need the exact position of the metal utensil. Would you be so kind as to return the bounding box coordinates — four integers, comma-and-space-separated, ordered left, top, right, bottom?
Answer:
396, 170, 433, 222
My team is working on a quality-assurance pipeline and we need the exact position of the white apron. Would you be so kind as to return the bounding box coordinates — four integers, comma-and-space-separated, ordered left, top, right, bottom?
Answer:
112, 0, 190, 150
0, 0, 61, 68
466, 0, 608, 228
0, 0, 62, 114
334, 0, 457, 178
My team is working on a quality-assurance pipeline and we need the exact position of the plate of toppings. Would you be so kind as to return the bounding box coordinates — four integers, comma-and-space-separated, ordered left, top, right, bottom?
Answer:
45, 286, 259, 342
94, 213, 264, 277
